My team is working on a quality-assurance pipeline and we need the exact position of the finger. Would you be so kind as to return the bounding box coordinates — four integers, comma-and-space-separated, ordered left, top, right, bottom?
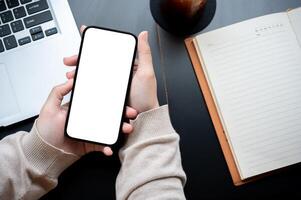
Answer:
46, 79, 74, 107
84, 143, 113, 156
93, 145, 104, 152
125, 106, 138, 119
80, 25, 87, 34
63, 55, 78, 66
122, 122, 133, 134
93, 145, 113, 156
84, 143, 96, 153
66, 70, 75, 79
103, 147, 113, 156
137, 31, 153, 70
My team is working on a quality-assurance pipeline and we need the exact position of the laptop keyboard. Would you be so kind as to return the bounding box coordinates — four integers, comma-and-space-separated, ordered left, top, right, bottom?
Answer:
0, 0, 58, 53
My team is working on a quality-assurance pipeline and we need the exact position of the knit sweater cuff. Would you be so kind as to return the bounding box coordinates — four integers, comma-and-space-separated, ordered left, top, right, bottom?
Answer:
21, 121, 79, 178
125, 105, 175, 148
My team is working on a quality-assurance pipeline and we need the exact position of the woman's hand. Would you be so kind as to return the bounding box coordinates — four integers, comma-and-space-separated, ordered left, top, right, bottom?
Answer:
36, 80, 137, 156
65, 29, 159, 114
36, 26, 138, 157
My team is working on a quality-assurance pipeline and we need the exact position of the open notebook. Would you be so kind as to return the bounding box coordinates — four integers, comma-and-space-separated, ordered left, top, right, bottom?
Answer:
185, 7, 301, 185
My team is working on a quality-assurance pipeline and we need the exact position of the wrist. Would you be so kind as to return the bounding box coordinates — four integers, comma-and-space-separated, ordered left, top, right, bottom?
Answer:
125, 105, 176, 148
139, 97, 160, 113
22, 120, 79, 178
36, 118, 81, 156
36, 117, 56, 148
152, 98, 160, 109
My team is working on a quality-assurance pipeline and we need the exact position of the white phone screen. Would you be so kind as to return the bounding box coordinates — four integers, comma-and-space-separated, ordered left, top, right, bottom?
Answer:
66, 27, 136, 145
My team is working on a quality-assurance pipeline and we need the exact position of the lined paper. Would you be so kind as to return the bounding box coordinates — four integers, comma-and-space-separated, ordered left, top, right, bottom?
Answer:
288, 7, 301, 46
196, 12, 301, 179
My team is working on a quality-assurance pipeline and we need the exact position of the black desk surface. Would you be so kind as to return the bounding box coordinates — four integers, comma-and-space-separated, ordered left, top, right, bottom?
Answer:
1, 0, 301, 199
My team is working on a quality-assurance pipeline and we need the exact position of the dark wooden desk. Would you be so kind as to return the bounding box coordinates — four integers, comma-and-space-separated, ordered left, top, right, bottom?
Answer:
2, 0, 301, 199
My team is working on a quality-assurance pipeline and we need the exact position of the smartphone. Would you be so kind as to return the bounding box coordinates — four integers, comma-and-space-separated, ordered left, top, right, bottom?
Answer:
65, 26, 137, 145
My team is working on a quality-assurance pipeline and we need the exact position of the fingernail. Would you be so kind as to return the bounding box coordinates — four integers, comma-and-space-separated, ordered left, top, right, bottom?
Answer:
104, 147, 113, 156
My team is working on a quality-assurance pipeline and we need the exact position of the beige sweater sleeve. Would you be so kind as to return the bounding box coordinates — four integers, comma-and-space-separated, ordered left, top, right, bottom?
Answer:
0, 105, 186, 200
0, 122, 79, 200
116, 105, 187, 200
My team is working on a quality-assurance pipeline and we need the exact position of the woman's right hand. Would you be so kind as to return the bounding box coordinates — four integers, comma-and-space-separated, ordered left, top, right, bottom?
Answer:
128, 31, 159, 113
64, 30, 159, 114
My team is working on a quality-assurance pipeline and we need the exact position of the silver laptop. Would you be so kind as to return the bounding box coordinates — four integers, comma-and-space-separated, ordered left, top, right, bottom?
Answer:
0, 0, 80, 126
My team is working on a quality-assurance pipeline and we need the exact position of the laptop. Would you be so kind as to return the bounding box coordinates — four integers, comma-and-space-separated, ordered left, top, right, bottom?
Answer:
0, 0, 80, 126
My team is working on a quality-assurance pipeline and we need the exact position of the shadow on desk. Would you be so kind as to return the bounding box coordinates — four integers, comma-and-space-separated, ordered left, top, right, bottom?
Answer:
41, 152, 120, 200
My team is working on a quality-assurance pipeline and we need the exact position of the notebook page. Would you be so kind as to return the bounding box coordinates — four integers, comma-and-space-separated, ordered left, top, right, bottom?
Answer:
195, 12, 301, 179
288, 7, 301, 46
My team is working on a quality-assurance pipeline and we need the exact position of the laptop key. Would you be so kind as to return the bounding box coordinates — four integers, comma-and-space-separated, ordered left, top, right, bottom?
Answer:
0, 24, 11, 37
26, 0, 48, 15
0, 10, 14, 23
0, 40, 4, 52
45, 27, 57, 36
3, 35, 17, 50
0, 0, 6, 12
20, 0, 32, 4
18, 36, 31, 46
11, 20, 24, 33
23, 10, 53, 28
30, 26, 42, 35
32, 31, 44, 41
6, 0, 19, 9
13, 6, 26, 19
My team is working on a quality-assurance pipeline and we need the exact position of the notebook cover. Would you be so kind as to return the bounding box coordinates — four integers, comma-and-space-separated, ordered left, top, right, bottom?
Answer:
184, 37, 253, 186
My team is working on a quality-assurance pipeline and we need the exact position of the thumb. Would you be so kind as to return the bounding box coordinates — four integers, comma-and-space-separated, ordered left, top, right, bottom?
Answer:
46, 79, 74, 108
137, 31, 153, 70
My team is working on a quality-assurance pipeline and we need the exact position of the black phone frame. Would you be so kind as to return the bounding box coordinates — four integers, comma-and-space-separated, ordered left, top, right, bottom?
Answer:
64, 26, 137, 146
